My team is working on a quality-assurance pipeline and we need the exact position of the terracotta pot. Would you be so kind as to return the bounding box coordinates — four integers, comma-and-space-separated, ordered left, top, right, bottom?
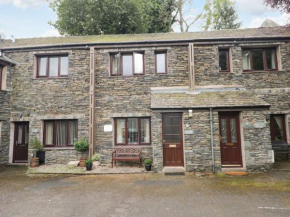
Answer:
30, 158, 39, 168
79, 157, 87, 167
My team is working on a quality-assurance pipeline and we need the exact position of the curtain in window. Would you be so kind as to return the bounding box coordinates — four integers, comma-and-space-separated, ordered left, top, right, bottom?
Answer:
68, 121, 78, 145
134, 53, 143, 74
122, 55, 133, 76
140, 119, 150, 143
45, 122, 54, 145
116, 119, 126, 143
49, 57, 59, 76
60, 56, 68, 75
156, 53, 166, 73
128, 118, 138, 144
266, 49, 276, 69
242, 51, 251, 70
56, 121, 66, 146
111, 54, 119, 75
273, 116, 284, 141
39, 57, 47, 76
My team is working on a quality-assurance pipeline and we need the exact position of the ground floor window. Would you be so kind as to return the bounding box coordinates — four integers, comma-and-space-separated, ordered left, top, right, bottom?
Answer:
270, 115, 287, 144
44, 120, 78, 147
115, 117, 151, 145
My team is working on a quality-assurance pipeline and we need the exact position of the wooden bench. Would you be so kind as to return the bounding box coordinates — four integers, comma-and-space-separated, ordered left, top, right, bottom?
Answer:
112, 147, 142, 168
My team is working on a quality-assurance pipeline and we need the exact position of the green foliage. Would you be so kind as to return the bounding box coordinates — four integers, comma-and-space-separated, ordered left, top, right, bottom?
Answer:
201, 0, 242, 30
92, 154, 100, 161
49, 0, 177, 36
144, 158, 152, 166
74, 139, 89, 151
29, 137, 43, 150
85, 159, 93, 166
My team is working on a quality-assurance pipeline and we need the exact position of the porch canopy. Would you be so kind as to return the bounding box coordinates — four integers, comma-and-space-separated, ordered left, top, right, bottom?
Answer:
151, 87, 270, 109
0, 55, 16, 66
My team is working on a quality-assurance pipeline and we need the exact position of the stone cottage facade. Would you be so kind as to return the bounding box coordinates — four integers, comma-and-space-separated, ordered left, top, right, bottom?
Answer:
0, 27, 289, 173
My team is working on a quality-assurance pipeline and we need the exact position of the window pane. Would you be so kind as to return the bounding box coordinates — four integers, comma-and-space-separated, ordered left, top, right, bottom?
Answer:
68, 121, 78, 145
116, 119, 126, 143
172, 135, 180, 143
230, 119, 237, 143
221, 119, 227, 143
134, 53, 143, 74
266, 49, 276, 70
55, 121, 66, 146
49, 57, 59, 77
17, 125, 23, 145
273, 116, 284, 141
156, 53, 166, 73
24, 125, 29, 144
128, 118, 138, 144
140, 119, 150, 143
38, 57, 47, 76
45, 122, 54, 145
252, 50, 264, 70
60, 56, 68, 75
219, 50, 228, 71
0, 67, 2, 89
111, 54, 119, 75
122, 54, 133, 76
242, 51, 251, 70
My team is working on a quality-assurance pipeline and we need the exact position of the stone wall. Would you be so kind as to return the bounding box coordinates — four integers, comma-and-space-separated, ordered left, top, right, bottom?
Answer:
5, 50, 91, 162
242, 111, 273, 172
0, 65, 13, 164
95, 46, 189, 164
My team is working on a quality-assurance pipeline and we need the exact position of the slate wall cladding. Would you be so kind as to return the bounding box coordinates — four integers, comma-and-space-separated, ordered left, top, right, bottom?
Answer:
5, 50, 90, 163
94, 46, 189, 164
194, 43, 290, 88
0, 66, 12, 164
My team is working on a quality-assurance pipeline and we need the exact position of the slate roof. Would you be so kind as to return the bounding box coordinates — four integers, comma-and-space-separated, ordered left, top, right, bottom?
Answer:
0, 27, 289, 49
261, 19, 280, 28
151, 91, 270, 109
0, 55, 17, 66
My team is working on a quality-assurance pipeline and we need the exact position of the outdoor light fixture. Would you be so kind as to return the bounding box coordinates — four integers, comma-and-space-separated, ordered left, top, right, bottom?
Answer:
189, 109, 193, 117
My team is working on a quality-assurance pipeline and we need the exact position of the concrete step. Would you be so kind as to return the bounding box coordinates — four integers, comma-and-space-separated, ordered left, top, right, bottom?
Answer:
162, 167, 185, 175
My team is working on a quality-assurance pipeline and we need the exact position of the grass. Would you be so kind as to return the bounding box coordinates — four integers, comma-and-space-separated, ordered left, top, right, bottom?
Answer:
27, 165, 86, 174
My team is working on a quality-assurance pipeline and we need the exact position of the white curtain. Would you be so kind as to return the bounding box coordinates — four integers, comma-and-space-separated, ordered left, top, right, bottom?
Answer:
56, 121, 66, 146
134, 53, 143, 74
128, 118, 138, 144
242, 51, 251, 70
116, 119, 125, 143
68, 121, 78, 145
141, 119, 150, 143
45, 122, 53, 145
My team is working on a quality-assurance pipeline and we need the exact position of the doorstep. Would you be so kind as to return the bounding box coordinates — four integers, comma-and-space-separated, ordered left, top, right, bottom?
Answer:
222, 167, 246, 173
162, 167, 185, 175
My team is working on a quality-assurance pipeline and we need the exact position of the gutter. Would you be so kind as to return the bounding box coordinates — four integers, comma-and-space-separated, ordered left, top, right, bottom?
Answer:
1, 36, 290, 52
210, 108, 215, 174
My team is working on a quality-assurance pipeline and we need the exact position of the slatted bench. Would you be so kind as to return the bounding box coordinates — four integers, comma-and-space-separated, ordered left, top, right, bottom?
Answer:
112, 147, 142, 168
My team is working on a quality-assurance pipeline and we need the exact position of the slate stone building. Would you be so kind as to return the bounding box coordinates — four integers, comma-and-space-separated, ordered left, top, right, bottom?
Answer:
0, 27, 289, 173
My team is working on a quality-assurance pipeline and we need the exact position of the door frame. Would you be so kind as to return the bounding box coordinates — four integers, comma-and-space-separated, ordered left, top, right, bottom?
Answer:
162, 113, 184, 167
12, 122, 29, 163
218, 112, 243, 168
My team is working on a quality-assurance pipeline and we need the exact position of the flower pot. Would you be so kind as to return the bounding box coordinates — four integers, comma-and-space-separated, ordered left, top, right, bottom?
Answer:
145, 165, 151, 171
79, 157, 87, 167
86, 164, 92, 171
36, 150, 45, 165
93, 161, 100, 168
30, 158, 39, 168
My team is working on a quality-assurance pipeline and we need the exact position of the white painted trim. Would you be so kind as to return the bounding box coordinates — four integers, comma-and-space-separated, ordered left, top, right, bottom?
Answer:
239, 112, 246, 170
276, 45, 283, 71
285, 114, 289, 144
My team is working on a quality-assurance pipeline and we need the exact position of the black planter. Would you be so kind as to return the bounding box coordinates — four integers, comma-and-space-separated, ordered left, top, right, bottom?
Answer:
86, 164, 93, 171
36, 150, 45, 165
145, 165, 151, 171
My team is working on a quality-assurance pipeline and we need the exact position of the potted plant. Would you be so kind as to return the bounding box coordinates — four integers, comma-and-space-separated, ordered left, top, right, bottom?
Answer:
74, 139, 89, 167
144, 159, 152, 171
85, 159, 93, 171
92, 154, 101, 168
29, 138, 44, 165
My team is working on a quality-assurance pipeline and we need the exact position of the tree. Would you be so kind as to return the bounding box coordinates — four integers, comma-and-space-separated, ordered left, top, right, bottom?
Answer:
264, 0, 290, 13
175, 0, 210, 32
201, 0, 242, 30
49, 0, 177, 36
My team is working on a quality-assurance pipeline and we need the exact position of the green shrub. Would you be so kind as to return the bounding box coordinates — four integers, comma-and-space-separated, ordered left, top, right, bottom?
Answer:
144, 159, 152, 166
92, 154, 100, 161
74, 139, 89, 151
29, 137, 43, 150
85, 159, 93, 166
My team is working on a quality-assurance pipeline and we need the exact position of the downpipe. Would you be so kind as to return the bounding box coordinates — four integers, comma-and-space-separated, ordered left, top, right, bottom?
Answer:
210, 108, 215, 174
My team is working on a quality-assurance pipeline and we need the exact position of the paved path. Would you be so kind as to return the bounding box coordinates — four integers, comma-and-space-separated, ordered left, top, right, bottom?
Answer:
0, 166, 290, 217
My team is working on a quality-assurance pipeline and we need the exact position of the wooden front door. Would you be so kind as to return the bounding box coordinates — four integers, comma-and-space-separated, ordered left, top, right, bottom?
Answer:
219, 113, 242, 167
13, 122, 29, 163
162, 113, 184, 167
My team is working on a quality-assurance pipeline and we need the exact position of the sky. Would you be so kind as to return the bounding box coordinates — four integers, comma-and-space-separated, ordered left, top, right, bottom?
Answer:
0, 0, 288, 39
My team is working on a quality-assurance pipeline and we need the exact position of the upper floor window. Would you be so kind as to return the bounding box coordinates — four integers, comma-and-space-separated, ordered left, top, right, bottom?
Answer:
270, 115, 287, 144
0, 66, 3, 90
44, 120, 78, 147
37, 55, 68, 78
242, 48, 277, 71
155, 51, 167, 74
115, 117, 151, 145
110, 52, 144, 76
219, 49, 230, 72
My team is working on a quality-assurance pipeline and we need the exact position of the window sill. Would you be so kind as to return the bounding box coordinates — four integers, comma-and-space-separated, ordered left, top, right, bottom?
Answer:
115, 145, 152, 147
42, 147, 75, 150
219, 71, 233, 74
242, 70, 285, 74
32, 77, 69, 80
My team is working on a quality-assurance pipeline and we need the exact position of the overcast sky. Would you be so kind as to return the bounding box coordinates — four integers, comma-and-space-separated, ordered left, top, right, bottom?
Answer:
0, 0, 288, 39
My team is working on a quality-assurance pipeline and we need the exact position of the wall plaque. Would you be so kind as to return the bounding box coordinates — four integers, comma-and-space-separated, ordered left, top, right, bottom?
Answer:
104, 125, 112, 132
